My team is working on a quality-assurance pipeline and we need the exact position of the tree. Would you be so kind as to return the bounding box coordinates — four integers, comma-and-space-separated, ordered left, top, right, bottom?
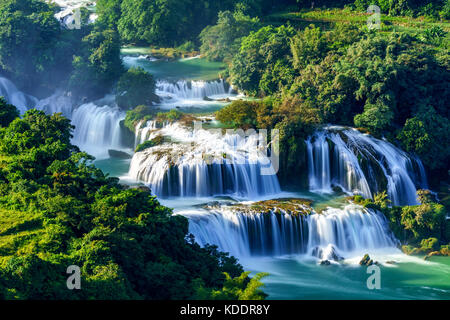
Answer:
115, 67, 159, 110
291, 25, 329, 70
69, 28, 124, 99
0, 97, 19, 127
0, 104, 258, 300
117, 0, 239, 46
0, 0, 62, 92
230, 25, 296, 96
199, 10, 260, 62
398, 107, 449, 171
215, 100, 260, 129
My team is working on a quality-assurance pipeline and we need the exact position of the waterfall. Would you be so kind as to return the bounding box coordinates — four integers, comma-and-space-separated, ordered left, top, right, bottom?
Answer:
306, 128, 427, 205
156, 79, 227, 100
135, 120, 160, 147
35, 91, 73, 118
0, 77, 37, 114
71, 101, 125, 158
128, 123, 281, 198
183, 204, 397, 259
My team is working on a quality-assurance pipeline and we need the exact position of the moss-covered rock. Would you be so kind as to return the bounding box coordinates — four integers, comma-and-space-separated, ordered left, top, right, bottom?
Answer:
135, 135, 166, 153
224, 198, 314, 217
359, 253, 376, 266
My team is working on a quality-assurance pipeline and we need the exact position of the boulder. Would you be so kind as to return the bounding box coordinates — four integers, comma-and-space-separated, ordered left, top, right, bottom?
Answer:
359, 254, 374, 266
320, 260, 331, 266
108, 149, 132, 159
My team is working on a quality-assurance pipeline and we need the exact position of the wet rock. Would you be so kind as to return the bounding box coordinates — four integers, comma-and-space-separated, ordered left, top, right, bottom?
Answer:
108, 149, 132, 159
359, 254, 374, 266
320, 260, 331, 266
227, 198, 314, 217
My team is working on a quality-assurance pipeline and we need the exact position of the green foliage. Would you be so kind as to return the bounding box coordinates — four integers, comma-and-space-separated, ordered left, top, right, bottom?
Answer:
291, 25, 329, 70
124, 105, 155, 132
115, 67, 158, 110
398, 107, 449, 170
177, 41, 196, 52
353, 0, 448, 18
69, 28, 124, 99
230, 25, 296, 96
0, 0, 80, 94
116, 0, 240, 46
215, 100, 260, 129
0, 97, 19, 127
199, 10, 260, 62
355, 191, 448, 246
420, 25, 448, 46
420, 237, 440, 251
195, 271, 268, 300
156, 109, 184, 122
0, 105, 254, 300
135, 136, 164, 153
96, 0, 122, 29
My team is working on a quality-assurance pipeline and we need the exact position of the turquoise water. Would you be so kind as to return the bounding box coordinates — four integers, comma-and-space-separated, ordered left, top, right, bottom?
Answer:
103, 56, 450, 300
95, 156, 450, 300
121, 48, 226, 81
242, 256, 450, 300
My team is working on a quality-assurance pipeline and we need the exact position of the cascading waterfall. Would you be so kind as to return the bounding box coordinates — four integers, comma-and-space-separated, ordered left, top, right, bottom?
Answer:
128, 123, 281, 198
156, 79, 228, 100
35, 91, 73, 118
306, 128, 427, 205
0, 77, 37, 114
71, 101, 125, 157
0, 76, 126, 158
182, 204, 397, 259
134, 120, 161, 147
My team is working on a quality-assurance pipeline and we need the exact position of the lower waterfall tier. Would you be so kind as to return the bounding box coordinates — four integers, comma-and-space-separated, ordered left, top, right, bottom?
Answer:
181, 203, 398, 259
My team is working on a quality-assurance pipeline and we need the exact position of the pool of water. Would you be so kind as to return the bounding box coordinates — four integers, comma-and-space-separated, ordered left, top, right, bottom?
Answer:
121, 48, 226, 81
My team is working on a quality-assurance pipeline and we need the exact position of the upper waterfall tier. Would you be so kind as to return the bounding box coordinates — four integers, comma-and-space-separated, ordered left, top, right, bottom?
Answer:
306, 128, 428, 205
155, 79, 236, 109
157, 79, 229, 99
128, 122, 281, 198
0, 77, 38, 114
181, 202, 398, 259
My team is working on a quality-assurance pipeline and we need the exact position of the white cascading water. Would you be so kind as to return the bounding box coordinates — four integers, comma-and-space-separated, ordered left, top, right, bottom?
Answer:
306, 128, 427, 205
155, 79, 235, 109
128, 122, 281, 198
156, 79, 227, 100
71, 101, 125, 157
34, 91, 73, 118
182, 204, 397, 259
0, 77, 37, 114
0, 76, 126, 158
134, 120, 160, 147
